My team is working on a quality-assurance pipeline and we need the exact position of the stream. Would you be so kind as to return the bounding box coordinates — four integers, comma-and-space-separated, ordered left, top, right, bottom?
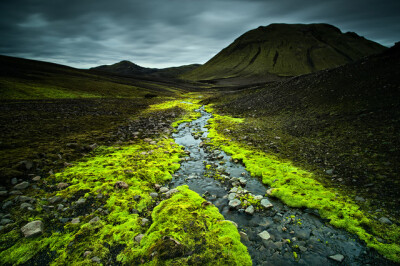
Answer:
170, 106, 390, 265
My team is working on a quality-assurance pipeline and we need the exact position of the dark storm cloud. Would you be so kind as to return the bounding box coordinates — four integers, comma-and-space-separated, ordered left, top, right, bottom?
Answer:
0, 0, 399, 68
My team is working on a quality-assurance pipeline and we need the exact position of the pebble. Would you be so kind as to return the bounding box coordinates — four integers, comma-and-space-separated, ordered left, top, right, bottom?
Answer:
83, 251, 92, 257
48, 196, 63, 204
11, 178, 18, 185
159, 187, 169, 193
21, 220, 44, 237
75, 198, 86, 206
150, 192, 159, 198
135, 234, 144, 243
0, 191, 7, 196
379, 217, 392, 225
14, 181, 30, 190
228, 199, 241, 208
258, 230, 271, 240
261, 198, 273, 209
0, 218, 14, 225
71, 218, 80, 224
141, 218, 149, 226
2, 201, 13, 209
228, 193, 236, 201
245, 205, 255, 215
91, 256, 101, 263
57, 183, 69, 190
165, 189, 179, 198
89, 216, 101, 224
114, 181, 129, 189
32, 176, 41, 181
328, 254, 344, 262
20, 203, 33, 210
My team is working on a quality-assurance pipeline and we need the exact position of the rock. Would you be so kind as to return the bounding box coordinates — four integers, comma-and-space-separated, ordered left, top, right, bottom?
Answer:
91, 256, 101, 263
2, 201, 13, 209
75, 198, 86, 206
71, 218, 80, 224
0, 191, 7, 197
228, 193, 236, 201
13, 181, 30, 190
89, 216, 101, 224
165, 189, 179, 198
328, 254, 344, 262
48, 196, 63, 204
299, 246, 308, 252
159, 187, 169, 193
254, 195, 263, 200
154, 184, 161, 191
60, 218, 70, 223
20, 203, 33, 210
11, 178, 18, 185
239, 177, 247, 185
229, 187, 238, 193
261, 199, 273, 209
114, 181, 129, 189
296, 228, 311, 239
141, 218, 149, 226
15, 196, 35, 203
379, 217, 392, 225
245, 205, 255, 215
355, 196, 365, 202
57, 183, 69, 190
135, 234, 144, 243
150, 192, 158, 198
228, 199, 241, 208
258, 230, 271, 240
0, 219, 14, 225
83, 251, 92, 257
32, 176, 41, 181
326, 169, 334, 175
9, 190, 23, 195
21, 220, 44, 237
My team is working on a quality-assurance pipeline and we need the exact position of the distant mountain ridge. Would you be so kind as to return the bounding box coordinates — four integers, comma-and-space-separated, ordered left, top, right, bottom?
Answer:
181, 23, 387, 81
91, 60, 200, 78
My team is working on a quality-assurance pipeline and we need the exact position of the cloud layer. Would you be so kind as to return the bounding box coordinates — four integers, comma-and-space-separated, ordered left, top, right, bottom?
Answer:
0, 0, 399, 68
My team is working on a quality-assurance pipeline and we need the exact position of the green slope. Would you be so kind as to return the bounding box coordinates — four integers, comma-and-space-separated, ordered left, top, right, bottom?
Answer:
182, 23, 386, 81
0, 55, 187, 99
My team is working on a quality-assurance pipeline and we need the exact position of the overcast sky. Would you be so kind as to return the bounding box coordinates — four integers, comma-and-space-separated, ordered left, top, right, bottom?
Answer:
0, 0, 399, 68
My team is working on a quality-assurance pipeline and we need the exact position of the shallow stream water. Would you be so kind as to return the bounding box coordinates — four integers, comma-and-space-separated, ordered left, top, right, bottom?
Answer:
170, 106, 390, 265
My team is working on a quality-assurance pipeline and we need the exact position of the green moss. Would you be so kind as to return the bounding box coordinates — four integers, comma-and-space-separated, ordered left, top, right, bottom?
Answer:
118, 185, 252, 265
205, 106, 400, 262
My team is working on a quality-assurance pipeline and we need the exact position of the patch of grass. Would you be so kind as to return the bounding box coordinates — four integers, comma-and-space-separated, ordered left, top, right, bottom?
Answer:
118, 185, 252, 265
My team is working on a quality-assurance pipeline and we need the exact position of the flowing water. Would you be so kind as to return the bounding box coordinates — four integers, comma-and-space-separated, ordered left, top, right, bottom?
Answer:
170, 106, 390, 265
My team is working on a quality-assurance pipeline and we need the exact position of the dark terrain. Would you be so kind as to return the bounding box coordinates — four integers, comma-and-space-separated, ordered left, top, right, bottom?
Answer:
206, 42, 400, 219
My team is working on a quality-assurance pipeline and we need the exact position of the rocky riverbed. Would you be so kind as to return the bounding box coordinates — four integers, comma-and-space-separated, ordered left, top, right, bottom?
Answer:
170, 106, 392, 265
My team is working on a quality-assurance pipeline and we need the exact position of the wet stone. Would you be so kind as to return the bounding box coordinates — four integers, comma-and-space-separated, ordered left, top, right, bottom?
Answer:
159, 187, 169, 193
329, 254, 344, 262
261, 198, 273, 209
150, 192, 158, 198
75, 198, 86, 205
89, 216, 101, 224
228, 199, 241, 208
0, 191, 7, 196
71, 218, 80, 224
245, 205, 255, 215
228, 193, 236, 201
91, 256, 101, 263
0, 218, 14, 225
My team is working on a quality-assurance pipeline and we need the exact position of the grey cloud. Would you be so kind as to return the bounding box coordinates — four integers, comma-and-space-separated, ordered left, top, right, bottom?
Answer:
0, 0, 399, 68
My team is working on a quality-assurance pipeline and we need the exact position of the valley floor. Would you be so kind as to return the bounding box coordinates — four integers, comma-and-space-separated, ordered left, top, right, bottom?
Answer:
0, 95, 399, 264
